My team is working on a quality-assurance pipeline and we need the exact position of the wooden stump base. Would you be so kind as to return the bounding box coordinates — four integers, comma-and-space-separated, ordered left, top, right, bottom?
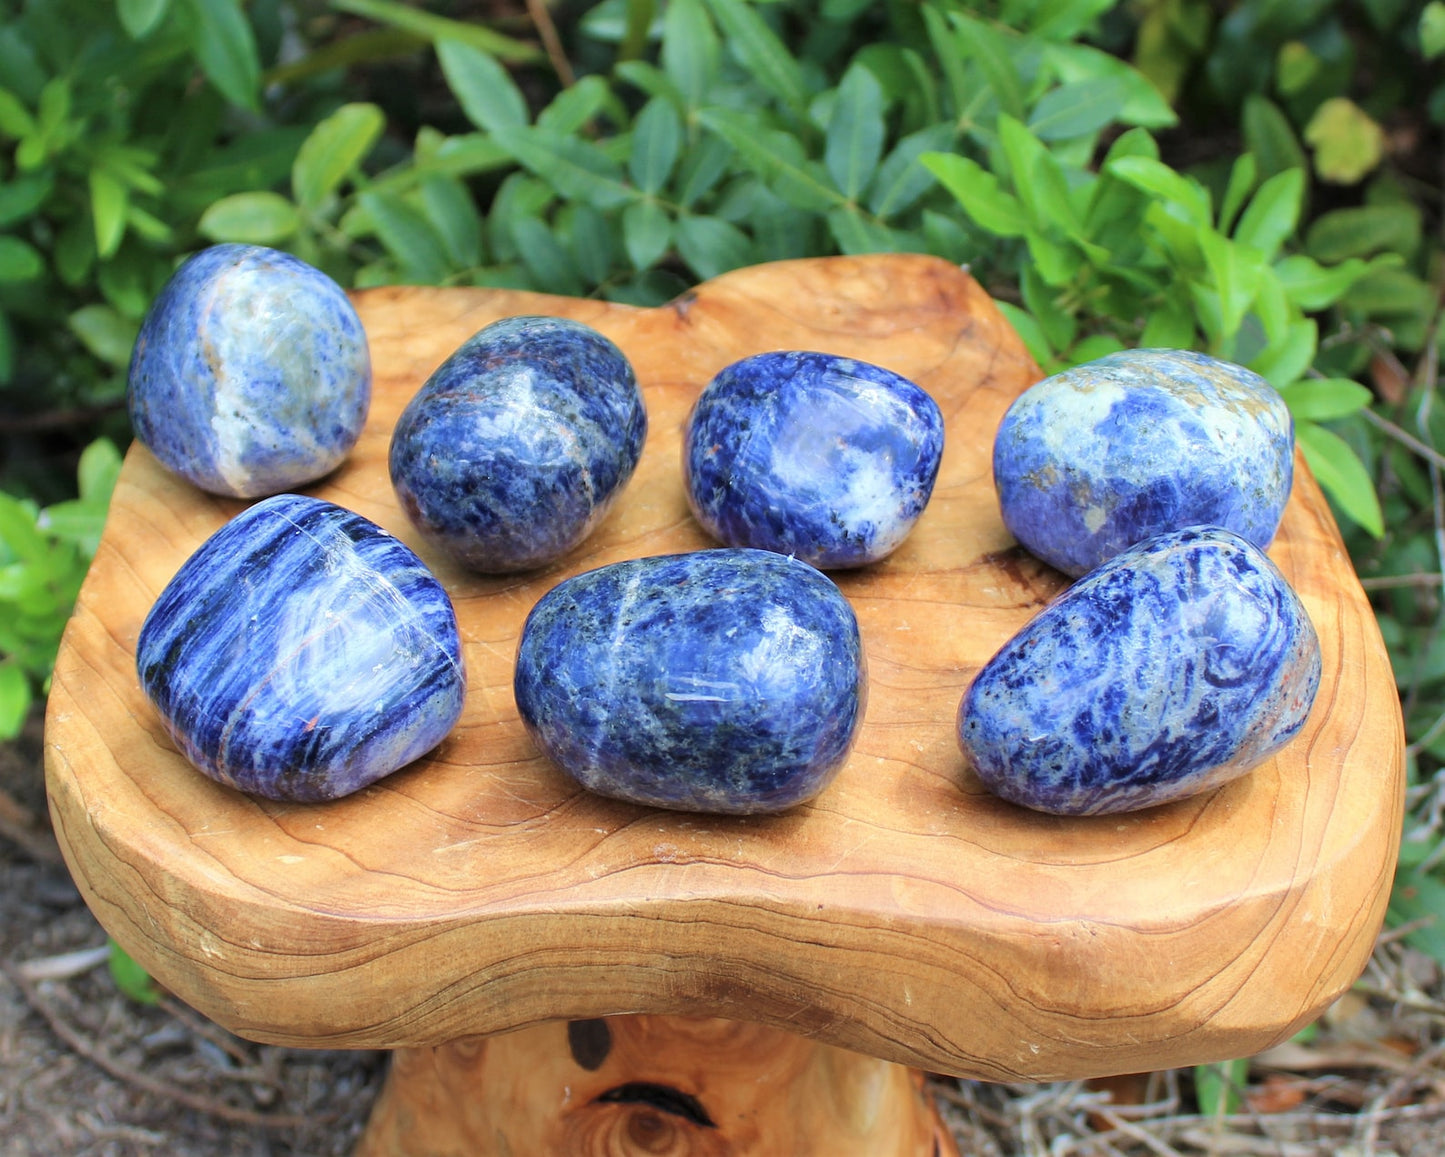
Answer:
356, 1016, 958, 1156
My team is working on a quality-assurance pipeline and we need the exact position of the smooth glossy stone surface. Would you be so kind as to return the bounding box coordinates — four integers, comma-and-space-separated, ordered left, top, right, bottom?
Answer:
390, 316, 646, 573
128, 244, 371, 498
958, 526, 1320, 816
994, 349, 1293, 577
137, 495, 466, 802
514, 549, 866, 814
684, 351, 944, 569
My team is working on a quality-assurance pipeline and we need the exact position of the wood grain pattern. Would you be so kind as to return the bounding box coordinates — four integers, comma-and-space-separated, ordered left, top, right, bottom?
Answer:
45, 254, 1404, 1080
357, 1016, 956, 1156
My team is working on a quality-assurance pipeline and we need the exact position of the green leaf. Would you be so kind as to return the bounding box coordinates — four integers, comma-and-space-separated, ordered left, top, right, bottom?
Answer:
439, 40, 531, 134
920, 153, 1028, 237
0, 87, 35, 139
0, 310, 13, 385
1421, 2, 1445, 60
292, 103, 385, 208
1027, 77, 1128, 141
922, 4, 968, 121
1304, 98, 1386, 185
997, 115, 1081, 234
1029, 0, 1116, 40
825, 206, 902, 255
1243, 96, 1307, 182
0, 662, 29, 739
331, 0, 541, 63
1342, 268, 1435, 316
1278, 378, 1372, 422
1233, 168, 1303, 261
675, 213, 752, 280
89, 168, 128, 260
698, 108, 842, 213
1106, 156, 1211, 225
1297, 420, 1384, 537
108, 940, 159, 1005
1195, 1058, 1249, 1117
1140, 295, 1197, 350
1391, 868, 1445, 967
1020, 265, 1076, 352
674, 133, 732, 209
358, 191, 451, 283
997, 301, 1053, 366
564, 203, 616, 286
1249, 317, 1317, 388
420, 176, 483, 268
948, 12, 1025, 120
1306, 204, 1423, 263
118, 0, 170, 38
0, 493, 48, 564
660, 0, 719, 107
705, 0, 808, 117
185, 0, 261, 112
0, 236, 43, 284
1274, 254, 1375, 310
198, 191, 300, 244
510, 215, 583, 295
629, 98, 681, 195
1276, 41, 1320, 95
489, 125, 634, 209
868, 123, 955, 219
77, 438, 123, 506
1068, 334, 1127, 364
826, 66, 885, 200
541, 78, 616, 138
69, 305, 139, 367
622, 198, 671, 270
1217, 154, 1257, 237
1042, 43, 1177, 129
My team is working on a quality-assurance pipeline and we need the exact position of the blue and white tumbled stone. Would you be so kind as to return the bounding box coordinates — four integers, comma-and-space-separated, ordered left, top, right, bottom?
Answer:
390, 316, 647, 573
128, 244, 371, 498
514, 549, 866, 814
958, 526, 1320, 816
684, 351, 945, 569
137, 494, 466, 803
993, 349, 1293, 577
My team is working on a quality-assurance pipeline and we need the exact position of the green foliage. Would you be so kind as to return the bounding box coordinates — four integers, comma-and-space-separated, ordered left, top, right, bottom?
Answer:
0, 438, 120, 739
107, 937, 160, 1004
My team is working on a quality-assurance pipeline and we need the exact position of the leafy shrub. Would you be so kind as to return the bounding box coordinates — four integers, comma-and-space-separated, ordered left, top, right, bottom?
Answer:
2, 1, 1444, 969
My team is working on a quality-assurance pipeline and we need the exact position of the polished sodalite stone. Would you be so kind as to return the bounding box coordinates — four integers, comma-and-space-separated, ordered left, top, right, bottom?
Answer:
137, 495, 466, 803
684, 351, 944, 569
958, 526, 1320, 816
390, 316, 646, 573
514, 549, 866, 814
994, 349, 1293, 577
128, 244, 371, 499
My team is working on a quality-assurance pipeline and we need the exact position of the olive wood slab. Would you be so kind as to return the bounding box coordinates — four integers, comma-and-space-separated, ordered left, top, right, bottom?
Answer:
45, 254, 1404, 1081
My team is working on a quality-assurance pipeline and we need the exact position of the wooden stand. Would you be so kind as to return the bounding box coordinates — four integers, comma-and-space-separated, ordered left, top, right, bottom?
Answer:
358, 1017, 954, 1156
45, 256, 1403, 1153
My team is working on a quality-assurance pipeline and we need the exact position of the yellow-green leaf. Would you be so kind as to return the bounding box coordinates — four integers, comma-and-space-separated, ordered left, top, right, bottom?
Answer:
199, 191, 301, 244
292, 103, 385, 208
1303, 98, 1385, 185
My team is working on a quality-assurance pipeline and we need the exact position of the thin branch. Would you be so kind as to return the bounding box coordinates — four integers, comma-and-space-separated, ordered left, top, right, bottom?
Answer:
527, 0, 575, 87
6, 969, 325, 1130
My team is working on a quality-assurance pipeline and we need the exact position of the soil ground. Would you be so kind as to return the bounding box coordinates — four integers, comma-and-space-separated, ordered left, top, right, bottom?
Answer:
4, 713, 1444, 1156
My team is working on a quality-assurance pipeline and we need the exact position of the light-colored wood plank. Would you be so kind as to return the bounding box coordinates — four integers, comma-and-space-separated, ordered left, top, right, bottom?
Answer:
45, 254, 1404, 1080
